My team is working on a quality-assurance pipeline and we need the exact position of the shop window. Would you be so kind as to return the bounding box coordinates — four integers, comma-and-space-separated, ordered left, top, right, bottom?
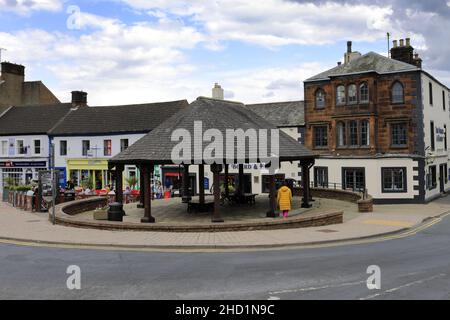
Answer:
314, 167, 328, 188
343, 168, 365, 191
382, 168, 407, 193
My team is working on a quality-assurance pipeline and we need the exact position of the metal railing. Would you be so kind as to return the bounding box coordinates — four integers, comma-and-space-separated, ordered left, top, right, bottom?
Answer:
311, 181, 368, 200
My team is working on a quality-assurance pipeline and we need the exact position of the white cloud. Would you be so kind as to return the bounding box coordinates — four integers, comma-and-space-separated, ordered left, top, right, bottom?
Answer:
121, 0, 395, 48
0, 11, 205, 105
0, 0, 62, 15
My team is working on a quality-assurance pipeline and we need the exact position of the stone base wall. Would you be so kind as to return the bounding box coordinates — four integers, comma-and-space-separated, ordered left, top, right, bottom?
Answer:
59, 197, 108, 216
293, 187, 362, 203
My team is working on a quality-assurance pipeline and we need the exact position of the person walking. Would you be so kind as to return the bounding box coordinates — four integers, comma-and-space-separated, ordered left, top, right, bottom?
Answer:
277, 181, 292, 218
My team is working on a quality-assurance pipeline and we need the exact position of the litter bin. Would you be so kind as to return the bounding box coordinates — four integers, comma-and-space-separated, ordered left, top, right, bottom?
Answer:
108, 202, 125, 222
64, 191, 75, 202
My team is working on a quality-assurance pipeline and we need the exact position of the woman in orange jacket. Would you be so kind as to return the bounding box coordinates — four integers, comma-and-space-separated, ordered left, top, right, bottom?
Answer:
277, 181, 292, 218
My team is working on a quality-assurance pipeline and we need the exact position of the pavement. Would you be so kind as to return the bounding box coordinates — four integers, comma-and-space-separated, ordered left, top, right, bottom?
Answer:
1, 198, 450, 299
1, 197, 450, 250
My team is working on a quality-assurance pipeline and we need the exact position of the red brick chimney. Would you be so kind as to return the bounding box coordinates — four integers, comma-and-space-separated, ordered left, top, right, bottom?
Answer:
71, 91, 88, 107
390, 37, 421, 68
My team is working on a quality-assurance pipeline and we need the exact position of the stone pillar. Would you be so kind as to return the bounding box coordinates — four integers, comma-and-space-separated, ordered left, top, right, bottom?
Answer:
141, 164, 155, 223
267, 174, 277, 217
211, 164, 224, 223
301, 161, 312, 208
115, 164, 124, 204
182, 164, 191, 203
199, 164, 205, 205
137, 165, 145, 209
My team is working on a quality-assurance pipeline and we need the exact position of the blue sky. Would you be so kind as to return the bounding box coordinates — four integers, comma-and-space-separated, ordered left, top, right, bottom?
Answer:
0, 0, 449, 105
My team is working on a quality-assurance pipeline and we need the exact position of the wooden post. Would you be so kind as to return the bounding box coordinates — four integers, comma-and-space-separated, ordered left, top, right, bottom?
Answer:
301, 161, 312, 208
224, 164, 230, 198
137, 165, 144, 208
141, 164, 155, 223
267, 174, 277, 217
182, 164, 191, 203
115, 164, 124, 204
211, 164, 224, 223
199, 164, 205, 205
238, 163, 244, 203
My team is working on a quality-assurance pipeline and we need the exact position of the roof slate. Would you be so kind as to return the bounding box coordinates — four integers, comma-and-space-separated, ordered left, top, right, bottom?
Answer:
110, 97, 314, 165
0, 104, 72, 136
306, 51, 420, 82
49, 100, 189, 136
245, 101, 304, 127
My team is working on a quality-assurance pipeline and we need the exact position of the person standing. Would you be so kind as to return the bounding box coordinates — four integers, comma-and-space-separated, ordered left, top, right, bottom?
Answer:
277, 181, 292, 218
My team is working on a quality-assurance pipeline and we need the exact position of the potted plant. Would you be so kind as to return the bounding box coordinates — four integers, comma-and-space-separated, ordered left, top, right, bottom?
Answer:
125, 176, 138, 190
2, 177, 16, 202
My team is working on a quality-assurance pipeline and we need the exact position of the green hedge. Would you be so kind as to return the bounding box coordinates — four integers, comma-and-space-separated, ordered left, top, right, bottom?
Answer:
5, 185, 33, 192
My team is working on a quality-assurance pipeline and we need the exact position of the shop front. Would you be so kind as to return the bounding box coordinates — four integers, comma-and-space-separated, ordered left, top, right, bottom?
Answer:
66, 159, 111, 190
0, 160, 48, 191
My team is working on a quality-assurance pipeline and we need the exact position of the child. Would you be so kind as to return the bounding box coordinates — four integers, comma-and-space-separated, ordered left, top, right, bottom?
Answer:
277, 181, 292, 218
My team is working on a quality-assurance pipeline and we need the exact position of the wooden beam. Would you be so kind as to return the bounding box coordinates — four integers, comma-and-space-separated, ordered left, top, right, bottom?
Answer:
301, 161, 313, 208
137, 165, 144, 208
267, 174, 277, 217
211, 164, 224, 223
141, 164, 155, 223
199, 164, 205, 205
115, 164, 124, 204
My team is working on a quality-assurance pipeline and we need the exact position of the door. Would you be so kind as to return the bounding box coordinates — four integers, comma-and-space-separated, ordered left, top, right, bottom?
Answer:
439, 164, 445, 193
343, 168, 365, 192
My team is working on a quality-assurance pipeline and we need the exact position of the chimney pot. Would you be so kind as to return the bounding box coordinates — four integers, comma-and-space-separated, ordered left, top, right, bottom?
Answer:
212, 83, 224, 100
337, 61, 342, 66
405, 38, 411, 46
399, 39, 404, 47
347, 41, 352, 54
393, 40, 398, 48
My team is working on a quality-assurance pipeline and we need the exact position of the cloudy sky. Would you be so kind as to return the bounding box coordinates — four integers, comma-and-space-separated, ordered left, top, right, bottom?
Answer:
0, 0, 449, 105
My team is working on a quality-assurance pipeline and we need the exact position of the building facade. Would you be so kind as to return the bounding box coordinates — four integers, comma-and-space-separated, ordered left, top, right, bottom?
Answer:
49, 97, 189, 190
0, 105, 71, 190
304, 40, 450, 203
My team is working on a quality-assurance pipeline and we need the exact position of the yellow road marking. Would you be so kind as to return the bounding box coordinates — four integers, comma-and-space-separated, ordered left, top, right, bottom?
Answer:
362, 219, 414, 228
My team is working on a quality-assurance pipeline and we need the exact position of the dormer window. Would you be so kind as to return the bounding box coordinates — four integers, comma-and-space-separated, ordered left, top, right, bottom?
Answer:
315, 89, 326, 109
360, 82, 369, 103
336, 85, 346, 105
348, 84, 357, 104
392, 81, 404, 104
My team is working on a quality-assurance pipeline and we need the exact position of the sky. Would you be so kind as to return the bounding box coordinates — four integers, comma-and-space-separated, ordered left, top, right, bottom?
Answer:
0, 0, 449, 106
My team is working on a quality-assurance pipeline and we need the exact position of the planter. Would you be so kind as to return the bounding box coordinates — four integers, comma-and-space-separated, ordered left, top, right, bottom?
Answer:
357, 197, 373, 213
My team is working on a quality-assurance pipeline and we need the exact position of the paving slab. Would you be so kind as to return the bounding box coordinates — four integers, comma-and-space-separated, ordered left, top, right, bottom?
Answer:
0, 199, 449, 250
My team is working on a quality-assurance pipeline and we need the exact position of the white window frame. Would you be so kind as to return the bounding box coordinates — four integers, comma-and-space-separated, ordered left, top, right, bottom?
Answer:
16, 139, 26, 155
0, 140, 8, 156
33, 139, 42, 155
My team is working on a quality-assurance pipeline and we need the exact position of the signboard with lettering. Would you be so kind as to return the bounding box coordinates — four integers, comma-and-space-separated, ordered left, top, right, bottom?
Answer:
0, 161, 46, 168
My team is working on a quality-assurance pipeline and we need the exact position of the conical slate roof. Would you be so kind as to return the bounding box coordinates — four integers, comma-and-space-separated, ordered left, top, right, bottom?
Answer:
110, 97, 314, 165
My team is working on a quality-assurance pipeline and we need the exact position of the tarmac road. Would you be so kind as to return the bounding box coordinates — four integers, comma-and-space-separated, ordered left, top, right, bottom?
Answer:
1, 197, 449, 300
